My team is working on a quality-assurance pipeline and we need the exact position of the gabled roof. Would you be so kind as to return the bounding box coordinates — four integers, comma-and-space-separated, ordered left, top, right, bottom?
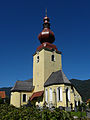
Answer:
44, 70, 71, 87
0, 91, 6, 99
30, 91, 44, 101
11, 79, 34, 92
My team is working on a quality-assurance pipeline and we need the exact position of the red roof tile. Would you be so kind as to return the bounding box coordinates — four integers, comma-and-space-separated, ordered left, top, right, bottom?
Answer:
0, 91, 6, 99
87, 99, 90, 103
30, 91, 44, 101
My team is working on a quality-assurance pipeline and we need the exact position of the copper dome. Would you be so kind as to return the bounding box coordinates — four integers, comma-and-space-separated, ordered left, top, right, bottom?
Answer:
38, 16, 55, 44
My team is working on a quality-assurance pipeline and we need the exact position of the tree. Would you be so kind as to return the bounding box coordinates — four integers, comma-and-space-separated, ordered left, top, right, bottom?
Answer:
88, 101, 90, 108
0, 97, 3, 104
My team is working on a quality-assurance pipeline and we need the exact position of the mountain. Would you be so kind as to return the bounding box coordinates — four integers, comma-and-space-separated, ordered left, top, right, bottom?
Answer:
70, 79, 90, 102
0, 87, 12, 98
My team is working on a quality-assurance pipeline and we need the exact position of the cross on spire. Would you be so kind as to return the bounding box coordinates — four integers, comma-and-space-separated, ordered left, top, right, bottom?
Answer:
45, 8, 47, 17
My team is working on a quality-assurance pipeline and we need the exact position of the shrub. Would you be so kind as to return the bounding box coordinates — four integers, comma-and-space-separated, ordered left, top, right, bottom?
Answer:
0, 97, 3, 104
0, 104, 74, 120
88, 101, 90, 108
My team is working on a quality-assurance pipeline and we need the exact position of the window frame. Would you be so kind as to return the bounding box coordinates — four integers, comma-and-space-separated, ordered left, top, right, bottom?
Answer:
49, 88, 52, 102
57, 87, 62, 102
45, 89, 48, 102
51, 55, 55, 62
68, 88, 70, 102
22, 94, 27, 102
37, 56, 39, 63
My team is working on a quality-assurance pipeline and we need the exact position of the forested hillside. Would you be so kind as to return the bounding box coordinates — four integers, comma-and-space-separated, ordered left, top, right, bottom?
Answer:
70, 79, 90, 102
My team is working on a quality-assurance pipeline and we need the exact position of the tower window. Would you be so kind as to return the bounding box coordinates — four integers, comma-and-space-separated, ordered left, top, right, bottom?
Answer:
37, 56, 39, 63
51, 55, 55, 61
23, 94, 26, 102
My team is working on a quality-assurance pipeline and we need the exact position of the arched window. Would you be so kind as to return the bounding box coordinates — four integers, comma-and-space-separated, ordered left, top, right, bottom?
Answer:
57, 87, 62, 102
49, 88, 52, 102
68, 89, 70, 101
51, 55, 55, 61
66, 88, 70, 102
45, 89, 48, 102
58, 87, 60, 101
23, 94, 26, 102
37, 56, 39, 63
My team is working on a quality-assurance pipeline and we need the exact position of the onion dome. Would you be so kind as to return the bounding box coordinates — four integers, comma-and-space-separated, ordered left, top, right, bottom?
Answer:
38, 12, 55, 44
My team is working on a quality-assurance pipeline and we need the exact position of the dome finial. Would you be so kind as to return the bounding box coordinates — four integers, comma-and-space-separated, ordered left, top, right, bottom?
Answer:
45, 8, 47, 17
38, 11, 55, 44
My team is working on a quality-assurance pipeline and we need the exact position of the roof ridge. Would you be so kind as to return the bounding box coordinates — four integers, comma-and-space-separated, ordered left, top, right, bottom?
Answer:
61, 70, 64, 82
62, 71, 71, 84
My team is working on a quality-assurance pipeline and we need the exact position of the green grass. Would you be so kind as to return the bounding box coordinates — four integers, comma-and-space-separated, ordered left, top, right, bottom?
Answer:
71, 111, 86, 118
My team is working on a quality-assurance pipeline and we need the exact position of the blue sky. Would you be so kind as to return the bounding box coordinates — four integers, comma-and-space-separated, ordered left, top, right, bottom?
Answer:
0, 0, 90, 87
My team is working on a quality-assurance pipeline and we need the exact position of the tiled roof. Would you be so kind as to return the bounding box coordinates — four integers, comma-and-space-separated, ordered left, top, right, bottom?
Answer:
30, 91, 44, 101
11, 79, 34, 92
44, 70, 71, 87
0, 91, 6, 99
87, 99, 90, 103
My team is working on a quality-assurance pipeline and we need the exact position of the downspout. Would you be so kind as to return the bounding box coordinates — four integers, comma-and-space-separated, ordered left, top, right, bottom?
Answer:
20, 92, 21, 107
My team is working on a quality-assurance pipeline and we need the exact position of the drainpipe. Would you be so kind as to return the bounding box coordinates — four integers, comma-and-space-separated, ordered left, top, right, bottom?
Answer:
20, 92, 21, 107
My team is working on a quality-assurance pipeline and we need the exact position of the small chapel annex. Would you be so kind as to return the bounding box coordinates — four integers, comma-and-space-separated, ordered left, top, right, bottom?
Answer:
10, 13, 82, 109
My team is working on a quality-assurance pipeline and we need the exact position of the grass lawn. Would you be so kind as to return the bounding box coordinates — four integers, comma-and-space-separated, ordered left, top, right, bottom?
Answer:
71, 111, 86, 118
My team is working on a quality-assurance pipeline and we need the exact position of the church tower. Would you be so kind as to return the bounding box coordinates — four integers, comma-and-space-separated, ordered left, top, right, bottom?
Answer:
33, 13, 62, 92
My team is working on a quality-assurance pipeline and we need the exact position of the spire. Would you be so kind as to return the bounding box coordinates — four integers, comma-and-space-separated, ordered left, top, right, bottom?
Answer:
45, 8, 47, 17
38, 10, 55, 44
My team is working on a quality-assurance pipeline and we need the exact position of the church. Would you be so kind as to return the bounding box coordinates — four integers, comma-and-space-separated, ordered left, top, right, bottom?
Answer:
10, 13, 82, 109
